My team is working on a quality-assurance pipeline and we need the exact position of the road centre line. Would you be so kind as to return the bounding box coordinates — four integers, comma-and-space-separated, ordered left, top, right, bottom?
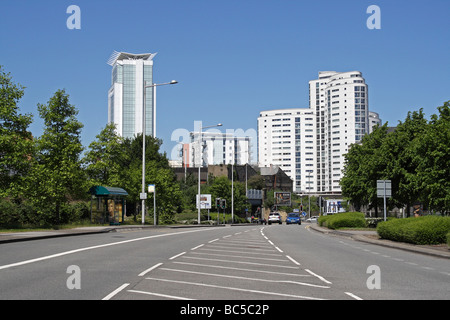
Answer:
173, 261, 312, 277
208, 238, 219, 243
158, 268, 331, 289
144, 277, 325, 300
0, 228, 216, 271
138, 263, 163, 277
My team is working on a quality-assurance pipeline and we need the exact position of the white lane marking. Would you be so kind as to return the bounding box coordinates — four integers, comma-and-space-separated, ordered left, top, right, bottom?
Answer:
169, 252, 186, 260
286, 255, 301, 265
208, 238, 219, 243
138, 263, 163, 277
305, 269, 332, 284
127, 289, 193, 300
145, 277, 325, 300
173, 261, 312, 278
345, 292, 363, 300
191, 244, 204, 250
102, 283, 129, 300
159, 268, 330, 289
0, 228, 215, 271
183, 256, 300, 269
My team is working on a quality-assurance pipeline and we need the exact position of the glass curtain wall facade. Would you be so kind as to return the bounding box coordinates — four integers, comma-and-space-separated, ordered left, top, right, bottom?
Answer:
108, 51, 155, 139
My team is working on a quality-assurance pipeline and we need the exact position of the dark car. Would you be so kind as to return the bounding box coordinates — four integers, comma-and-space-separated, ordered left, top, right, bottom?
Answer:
286, 212, 301, 225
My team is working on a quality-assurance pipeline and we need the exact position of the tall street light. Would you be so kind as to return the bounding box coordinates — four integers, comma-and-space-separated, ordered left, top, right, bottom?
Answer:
142, 80, 178, 225
197, 123, 222, 225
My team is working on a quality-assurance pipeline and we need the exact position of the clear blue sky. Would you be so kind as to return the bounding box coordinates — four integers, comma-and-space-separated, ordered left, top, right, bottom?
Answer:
1, 0, 449, 159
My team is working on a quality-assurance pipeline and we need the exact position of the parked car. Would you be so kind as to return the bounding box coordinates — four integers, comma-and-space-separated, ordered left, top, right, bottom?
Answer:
306, 216, 319, 223
286, 212, 301, 225
268, 212, 282, 225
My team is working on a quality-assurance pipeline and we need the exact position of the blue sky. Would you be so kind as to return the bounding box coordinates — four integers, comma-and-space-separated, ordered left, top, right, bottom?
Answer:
1, 0, 449, 159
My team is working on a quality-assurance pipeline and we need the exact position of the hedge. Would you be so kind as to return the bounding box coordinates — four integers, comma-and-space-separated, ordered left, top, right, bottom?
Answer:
318, 212, 366, 229
377, 215, 450, 245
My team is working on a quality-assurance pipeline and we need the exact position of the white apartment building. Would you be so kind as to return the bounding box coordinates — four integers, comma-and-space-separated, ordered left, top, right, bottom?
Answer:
258, 108, 316, 193
258, 71, 381, 194
184, 132, 252, 167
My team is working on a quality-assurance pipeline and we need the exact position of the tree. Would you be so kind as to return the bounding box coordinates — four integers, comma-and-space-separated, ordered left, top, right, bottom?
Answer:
0, 66, 34, 198
341, 123, 390, 214
209, 175, 247, 215
26, 90, 84, 225
381, 109, 428, 215
82, 123, 125, 187
108, 134, 182, 223
413, 102, 450, 214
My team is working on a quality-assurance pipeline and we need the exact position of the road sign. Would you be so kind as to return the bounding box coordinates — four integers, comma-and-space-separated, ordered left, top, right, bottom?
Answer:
377, 180, 391, 197
377, 180, 391, 222
196, 194, 212, 209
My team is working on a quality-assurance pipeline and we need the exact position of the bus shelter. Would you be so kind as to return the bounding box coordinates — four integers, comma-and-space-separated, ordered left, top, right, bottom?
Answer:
88, 186, 128, 225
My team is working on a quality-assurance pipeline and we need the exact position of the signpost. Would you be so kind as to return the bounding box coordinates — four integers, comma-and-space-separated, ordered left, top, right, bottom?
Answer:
274, 192, 291, 207
377, 180, 391, 221
148, 184, 156, 226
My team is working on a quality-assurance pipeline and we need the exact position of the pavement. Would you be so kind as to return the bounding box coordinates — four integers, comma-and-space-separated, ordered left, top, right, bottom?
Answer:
1, 223, 449, 259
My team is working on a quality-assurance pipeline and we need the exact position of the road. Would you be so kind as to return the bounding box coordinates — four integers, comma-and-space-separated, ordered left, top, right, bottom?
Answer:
0, 224, 448, 302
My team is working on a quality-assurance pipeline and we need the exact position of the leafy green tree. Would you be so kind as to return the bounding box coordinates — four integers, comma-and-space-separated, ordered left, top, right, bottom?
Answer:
413, 102, 450, 214
341, 123, 390, 215
26, 90, 84, 225
0, 66, 34, 198
112, 134, 182, 223
381, 109, 428, 215
82, 123, 125, 187
209, 175, 247, 214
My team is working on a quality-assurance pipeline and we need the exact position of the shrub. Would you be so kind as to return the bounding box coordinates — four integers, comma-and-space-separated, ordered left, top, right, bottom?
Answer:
377, 216, 450, 245
319, 212, 366, 229
318, 215, 332, 227
447, 232, 450, 247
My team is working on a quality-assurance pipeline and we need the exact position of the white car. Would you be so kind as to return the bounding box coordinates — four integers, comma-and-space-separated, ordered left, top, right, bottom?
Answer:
268, 212, 282, 225
306, 216, 319, 223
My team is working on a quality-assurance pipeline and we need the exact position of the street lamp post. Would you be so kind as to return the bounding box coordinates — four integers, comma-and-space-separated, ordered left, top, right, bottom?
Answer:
141, 80, 178, 226
197, 123, 222, 225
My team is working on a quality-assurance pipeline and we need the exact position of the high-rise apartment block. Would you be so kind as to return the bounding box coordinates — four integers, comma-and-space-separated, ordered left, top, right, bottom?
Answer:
258, 71, 381, 194
107, 51, 156, 138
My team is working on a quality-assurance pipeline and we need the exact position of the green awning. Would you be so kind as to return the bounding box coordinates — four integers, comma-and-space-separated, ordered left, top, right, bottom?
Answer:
88, 186, 128, 196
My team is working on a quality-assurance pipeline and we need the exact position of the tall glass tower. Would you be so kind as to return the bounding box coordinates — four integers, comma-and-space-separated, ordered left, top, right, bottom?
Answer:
107, 51, 156, 138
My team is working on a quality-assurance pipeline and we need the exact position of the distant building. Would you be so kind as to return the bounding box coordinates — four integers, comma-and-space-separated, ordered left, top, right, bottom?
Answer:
258, 71, 382, 194
183, 132, 252, 167
107, 51, 156, 138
